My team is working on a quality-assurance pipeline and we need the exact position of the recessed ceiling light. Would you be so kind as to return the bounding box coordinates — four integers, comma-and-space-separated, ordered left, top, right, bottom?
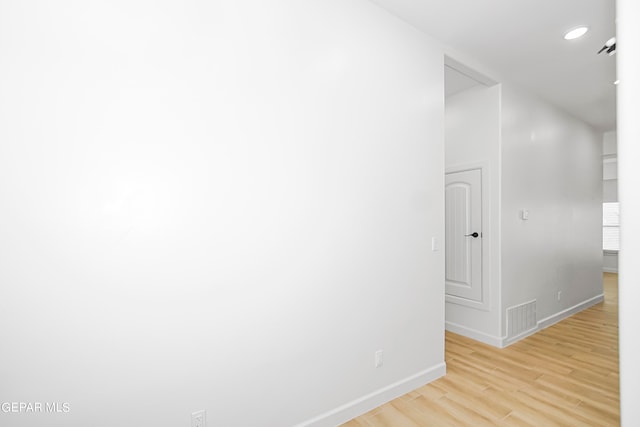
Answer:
564, 26, 589, 40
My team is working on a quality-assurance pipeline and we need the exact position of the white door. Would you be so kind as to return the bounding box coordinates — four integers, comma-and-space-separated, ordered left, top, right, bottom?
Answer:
445, 169, 482, 302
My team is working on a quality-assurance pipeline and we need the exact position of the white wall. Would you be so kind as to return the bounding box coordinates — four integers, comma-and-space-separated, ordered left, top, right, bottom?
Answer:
500, 84, 603, 338
602, 130, 618, 273
603, 250, 619, 273
603, 130, 618, 156
444, 85, 502, 344
445, 81, 603, 346
603, 179, 618, 202
618, 0, 640, 423
0, 1, 445, 426
602, 131, 618, 199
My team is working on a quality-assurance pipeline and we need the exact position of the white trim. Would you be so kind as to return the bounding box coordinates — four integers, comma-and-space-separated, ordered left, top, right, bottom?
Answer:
445, 321, 502, 347
603, 250, 618, 273
449, 294, 605, 348
295, 363, 446, 427
444, 56, 497, 87
446, 294, 490, 311
501, 293, 605, 347
536, 294, 605, 330
445, 161, 489, 175
501, 326, 538, 347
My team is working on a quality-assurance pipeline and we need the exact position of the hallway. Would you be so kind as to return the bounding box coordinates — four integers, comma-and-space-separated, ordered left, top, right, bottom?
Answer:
345, 273, 619, 426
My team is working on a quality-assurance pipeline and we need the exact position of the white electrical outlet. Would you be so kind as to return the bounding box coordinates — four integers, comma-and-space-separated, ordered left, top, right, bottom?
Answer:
192, 410, 206, 427
557, 291, 562, 301
375, 350, 384, 368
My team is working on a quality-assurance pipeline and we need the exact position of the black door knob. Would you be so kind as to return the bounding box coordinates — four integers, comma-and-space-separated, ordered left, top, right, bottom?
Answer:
465, 232, 479, 238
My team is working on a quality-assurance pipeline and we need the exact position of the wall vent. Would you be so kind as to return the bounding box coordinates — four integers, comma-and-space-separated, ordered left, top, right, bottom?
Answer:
507, 300, 537, 339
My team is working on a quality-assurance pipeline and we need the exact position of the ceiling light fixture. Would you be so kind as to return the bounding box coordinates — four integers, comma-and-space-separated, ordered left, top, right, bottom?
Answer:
598, 36, 616, 55
564, 26, 589, 40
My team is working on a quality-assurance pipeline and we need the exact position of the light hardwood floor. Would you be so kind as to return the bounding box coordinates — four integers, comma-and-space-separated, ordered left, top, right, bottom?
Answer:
344, 273, 619, 426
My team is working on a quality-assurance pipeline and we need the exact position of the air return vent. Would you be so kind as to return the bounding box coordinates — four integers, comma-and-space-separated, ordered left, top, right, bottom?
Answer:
506, 300, 537, 339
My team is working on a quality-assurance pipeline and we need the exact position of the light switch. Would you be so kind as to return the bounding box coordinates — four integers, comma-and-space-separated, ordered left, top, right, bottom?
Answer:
521, 209, 530, 220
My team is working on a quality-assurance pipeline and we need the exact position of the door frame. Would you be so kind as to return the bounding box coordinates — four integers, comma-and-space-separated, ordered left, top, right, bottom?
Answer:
445, 162, 492, 311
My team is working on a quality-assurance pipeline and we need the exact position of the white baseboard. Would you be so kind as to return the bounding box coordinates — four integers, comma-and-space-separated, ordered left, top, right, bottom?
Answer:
603, 267, 619, 273
537, 293, 604, 330
448, 294, 605, 348
295, 362, 446, 427
445, 321, 502, 347
502, 293, 605, 347
501, 326, 539, 347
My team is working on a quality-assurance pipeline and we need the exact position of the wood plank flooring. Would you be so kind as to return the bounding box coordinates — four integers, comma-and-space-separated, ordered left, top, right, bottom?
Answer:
344, 273, 619, 426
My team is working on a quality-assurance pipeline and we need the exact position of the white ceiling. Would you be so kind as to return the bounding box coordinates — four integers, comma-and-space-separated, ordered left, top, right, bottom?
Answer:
373, 0, 617, 132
